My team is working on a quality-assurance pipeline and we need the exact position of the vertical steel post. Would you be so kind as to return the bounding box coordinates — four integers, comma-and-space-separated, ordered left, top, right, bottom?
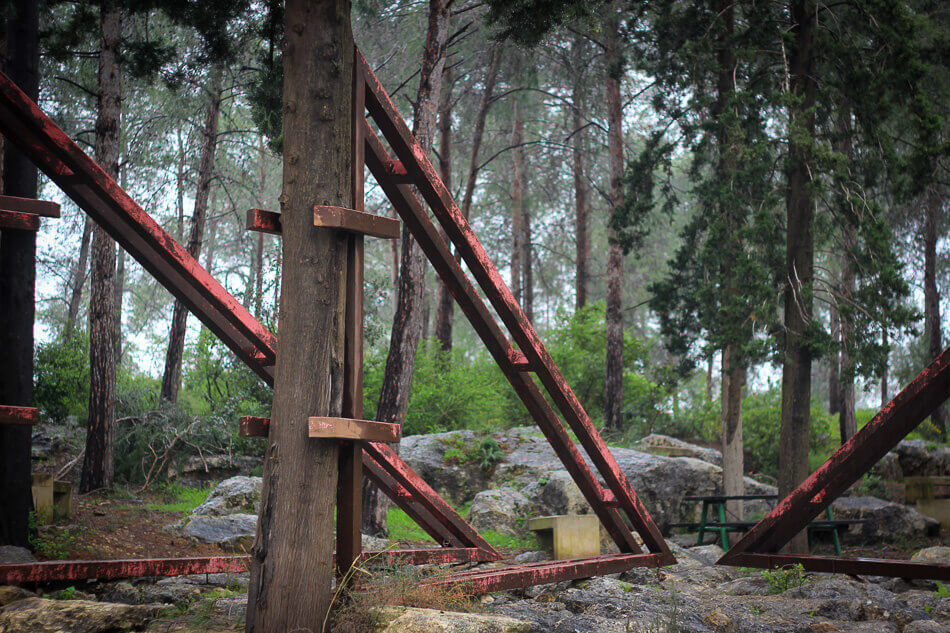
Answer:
336, 53, 366, 579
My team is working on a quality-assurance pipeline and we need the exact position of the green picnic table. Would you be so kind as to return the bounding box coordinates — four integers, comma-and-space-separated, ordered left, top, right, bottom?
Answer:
669, 494, 866, 555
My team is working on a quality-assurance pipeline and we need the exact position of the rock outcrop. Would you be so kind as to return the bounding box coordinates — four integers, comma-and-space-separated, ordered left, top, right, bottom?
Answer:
191, 476, 262, 516
0, 597, 161, 633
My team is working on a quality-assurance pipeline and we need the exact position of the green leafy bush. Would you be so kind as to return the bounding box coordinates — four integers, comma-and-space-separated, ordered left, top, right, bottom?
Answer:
762, 563, 808, 594
34, 333, 89, 423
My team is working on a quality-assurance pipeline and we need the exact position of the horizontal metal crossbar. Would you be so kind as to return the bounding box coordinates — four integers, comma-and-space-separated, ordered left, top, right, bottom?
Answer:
0, 194, 59, 217
0, 405, 38, 425
0, 209, 39, 231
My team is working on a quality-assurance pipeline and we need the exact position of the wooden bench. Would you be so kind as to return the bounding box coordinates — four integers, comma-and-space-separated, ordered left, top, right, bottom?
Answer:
528, 515, 600, 560
670, 494, 866, 555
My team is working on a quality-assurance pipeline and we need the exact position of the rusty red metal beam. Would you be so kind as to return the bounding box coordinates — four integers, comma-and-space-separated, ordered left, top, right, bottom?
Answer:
718, 347, 950, 579
0, 209, 39, 231
0, 194, 59, 217
0, 70, 277, 383
357, 52, 672, 564
239, 415, 269, 438
359, 547, 497, 566
726, 552, 950, 581
0, 556, 251, 584
425, 553, 665, 594
246, 208, 281, 235
0, 405, 38, 425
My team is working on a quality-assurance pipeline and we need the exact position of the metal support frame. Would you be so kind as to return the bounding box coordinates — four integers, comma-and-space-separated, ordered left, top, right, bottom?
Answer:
0, 45, 674, 590
718, 348, 950, 579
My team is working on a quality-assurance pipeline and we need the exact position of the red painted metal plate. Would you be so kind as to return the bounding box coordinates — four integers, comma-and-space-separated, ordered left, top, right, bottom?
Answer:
0, 209, 40, 231
0, 405, 38, 425
0, 194, 60, 217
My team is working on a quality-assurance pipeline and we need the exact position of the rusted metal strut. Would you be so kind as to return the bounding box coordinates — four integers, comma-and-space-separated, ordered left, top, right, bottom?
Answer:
718, 347, 950, 579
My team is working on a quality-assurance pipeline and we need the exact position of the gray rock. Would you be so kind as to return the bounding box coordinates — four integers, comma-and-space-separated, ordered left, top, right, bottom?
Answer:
173, 513, 257, 551
0, 597, 160, 633
895, 440, 950, 478
832, 496, 940, 543
213, 595, 247, 623
514, 550, 550, 563
0, 546, 34, 565
871, 452, 903, 481
533, 471, 589, 516
467, 487, 534, 536
905, 622, 950, 633
400, 431, 492, 505
912, 546, 950, 564
192, 476, 262, 516
362, 534, 390, 551
167, 454, 262, 485
0, 586, 35, 607
633, 434, 722, 465
374, 606, 532, 632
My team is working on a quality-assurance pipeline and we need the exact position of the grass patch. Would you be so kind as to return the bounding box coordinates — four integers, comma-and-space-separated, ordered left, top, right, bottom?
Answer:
387, 507, 433, 543
146, 484, 212, 514
480, 529, 539, 551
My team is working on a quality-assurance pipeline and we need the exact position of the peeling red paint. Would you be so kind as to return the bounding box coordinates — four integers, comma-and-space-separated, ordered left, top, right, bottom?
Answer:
0, 405, 38, 425
0, 209, 40, 231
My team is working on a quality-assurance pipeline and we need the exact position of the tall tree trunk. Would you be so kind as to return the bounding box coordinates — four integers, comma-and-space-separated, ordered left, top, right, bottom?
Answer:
510, 100, 525, 305
254, 135, 267, 317
0, 0, 38, 547
245, 0, 351, 628
778, 0, 817, 554
603, 11, 625, 432
836, 109, 857, 443
828, 301, 840, 415
161, 65, 224, 404
715, 0, 744, 534
204, 189, 219, 274
881, 328, 889, 407
364, 0, 450, 537
114, 245, 125, 362
433, 64, 454, 352
81, 5, 122, 493
924, 184, 947, 440
571, 35, 589, 312
524, 196, 533, 323
64, 217, 93, 336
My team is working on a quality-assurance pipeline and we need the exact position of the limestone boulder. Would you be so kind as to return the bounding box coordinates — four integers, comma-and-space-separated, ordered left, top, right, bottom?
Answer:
167, 454, 262, 485
895, 440, 950, 478
400, 431, 491, 505
832, 496, 940, 543
172, 513, 257, 552
374, 606, 532, 632
192, 476, 262, 516
911, 546, 950, 565
467, 487, 535, 537
633, 434, 722, 465
0, 597, 160, 633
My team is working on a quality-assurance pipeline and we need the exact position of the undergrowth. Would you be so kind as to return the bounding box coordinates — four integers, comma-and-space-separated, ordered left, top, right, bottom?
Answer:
145, 483, 212, 514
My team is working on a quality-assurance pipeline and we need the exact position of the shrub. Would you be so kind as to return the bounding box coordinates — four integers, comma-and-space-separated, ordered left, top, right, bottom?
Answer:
34, 333, 89, 423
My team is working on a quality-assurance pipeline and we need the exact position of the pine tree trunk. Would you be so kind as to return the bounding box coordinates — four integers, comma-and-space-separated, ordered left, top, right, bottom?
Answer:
510, 100, 525, 305
254, 136, 267, 317
245, 1, 351, 628
114, 246, 125, 362
161, 65, 223, 404
524, 200, 533, 323
881, 329, 889, 407
460, 45, 502, 224
828, 302, 840, 415
376, 0, 448, 425
433, 64, 454, 352
65, 217, 93, 336
778, 0, 817, 554
721, 344, 745, 529
571, 34, 589, 312
603, 12, 625, 432
204, 189, 218, 274
366, 0, 449, 537
0, 0, 38, 547
81, 5, 122, 493
924, 184, 947, 440
836, 111, 857, 444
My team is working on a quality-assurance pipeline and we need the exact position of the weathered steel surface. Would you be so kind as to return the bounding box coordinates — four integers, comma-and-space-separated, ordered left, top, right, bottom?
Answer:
426, 553, 665, 594
0, 405, 38, 425
314, 205, 401, 239
245, 208, 282, 235
358, 547, 497, 566
0, 194, 59, 217
506, 348, 532, 370
0, 209, 39, 231
239, 415, 269, 437
0, 556, 251, 584
727, 552, 950, 581
0, 70, 277, 384
358, 53, 673, 564
309, 417, 401, 443
719, 348, 950, 579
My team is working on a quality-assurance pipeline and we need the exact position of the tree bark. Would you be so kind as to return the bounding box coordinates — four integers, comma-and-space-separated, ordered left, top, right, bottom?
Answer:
81, 5, 122, 493
511, 100, 525, 306
721, 344, 745, 528
778, 0, 817, 554
836, 110, 857, 443
604, 11, 625, 432
114, 245, 125, 362
0, 0, 39, 547
923, 183, 947, 440
64, 217, 93, 336
204, 189, 219, 274
881, 328, 889, 407
828, 301, 840, 415
571, 34, 589, 312
433, 63, 454, 352
376, 0, 449, 426
365, 0, 449, 537
245, 0, 352, 628
160, 65, 223, 404
253, 135, 267, 317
